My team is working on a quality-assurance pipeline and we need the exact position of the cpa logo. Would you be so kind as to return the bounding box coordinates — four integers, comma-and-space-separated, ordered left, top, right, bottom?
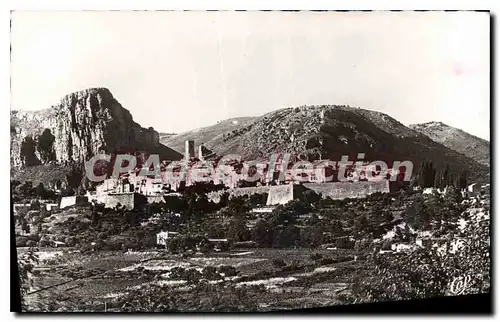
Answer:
450, 275, 472, 295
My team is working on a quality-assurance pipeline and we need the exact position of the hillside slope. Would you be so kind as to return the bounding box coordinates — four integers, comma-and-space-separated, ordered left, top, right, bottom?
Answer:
161, 117, 256, 154
166, 105, 488, 182
409, 122, 490, 166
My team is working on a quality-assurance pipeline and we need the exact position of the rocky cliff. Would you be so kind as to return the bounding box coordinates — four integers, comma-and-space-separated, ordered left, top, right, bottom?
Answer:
11, 87, 182, 167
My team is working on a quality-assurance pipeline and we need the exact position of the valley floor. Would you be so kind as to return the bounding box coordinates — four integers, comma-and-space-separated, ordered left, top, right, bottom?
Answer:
22, 247, 360, 312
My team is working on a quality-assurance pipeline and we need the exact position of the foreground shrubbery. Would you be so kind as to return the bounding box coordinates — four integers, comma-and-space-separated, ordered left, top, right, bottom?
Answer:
341, 202, 490, 304
116, 283, 264, 312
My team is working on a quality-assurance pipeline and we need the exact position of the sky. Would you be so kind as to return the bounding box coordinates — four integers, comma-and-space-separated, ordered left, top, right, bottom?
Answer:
11, 11, 490, 140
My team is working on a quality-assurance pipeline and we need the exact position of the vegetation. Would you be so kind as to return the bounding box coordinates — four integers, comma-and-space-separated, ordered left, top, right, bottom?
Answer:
17, 248, 39, 310
37, 129, 56, 163
14, 174, 489, 312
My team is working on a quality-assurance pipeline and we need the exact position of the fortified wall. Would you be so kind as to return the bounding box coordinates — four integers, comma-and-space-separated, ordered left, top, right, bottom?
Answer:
207, 186, 269, 203
266, 184, 294, 205
103, 193, 135, 210
303, 180, 390, 200
208, 180, 390, 204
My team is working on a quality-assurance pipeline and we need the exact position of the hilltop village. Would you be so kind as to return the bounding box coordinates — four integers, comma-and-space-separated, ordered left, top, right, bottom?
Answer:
78, 139, 404, 211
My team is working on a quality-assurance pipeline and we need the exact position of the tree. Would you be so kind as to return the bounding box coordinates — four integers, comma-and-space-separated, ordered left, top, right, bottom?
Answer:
301, 190, 322, 205
227, 217, 250, 242
418, 160, 436, 188
66, 167, 83, 189
353, 214, 369, 236
227, 196, 250, 217
455, 169, 468, 190
17, 249, 39, 310
91, 205, 100, 226
299, 226, 324, 248
35, 183, 46, 199
253, 220, 272, 247
272, 259, 286, 268
37, 129, 56, 162
276, 224, 300, 248
404, 196, 431, 230
60, 186, 75, 197
344, 201, 490, 305
434, 168, 443, 189
15, 181, 33, 197
20, 136, 39, 166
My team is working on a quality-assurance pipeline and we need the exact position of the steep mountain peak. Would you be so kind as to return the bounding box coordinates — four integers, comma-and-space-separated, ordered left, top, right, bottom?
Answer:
62, 87, 113, 98
11, 87, 182, 168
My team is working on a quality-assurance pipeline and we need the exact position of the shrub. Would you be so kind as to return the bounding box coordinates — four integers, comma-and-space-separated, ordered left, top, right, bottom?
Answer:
37, 129, 56, 162
319, 257, 335, 265
310, 253, 323, 261
343, 211, 490, 304
64, 237, 76, 247
381, 240, 392, 251
272, 259, 286, 268
26, 240, 37, 247
217, 265, 238, 277
16, 237, 28, 247
202, 266, 222, 280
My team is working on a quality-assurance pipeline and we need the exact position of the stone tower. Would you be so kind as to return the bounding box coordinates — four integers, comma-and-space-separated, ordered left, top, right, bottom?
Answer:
185, 140, 195, 162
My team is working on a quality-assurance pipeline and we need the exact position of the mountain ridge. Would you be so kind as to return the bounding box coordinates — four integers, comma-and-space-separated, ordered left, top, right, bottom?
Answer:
162, 105, 489, 182
409, 121, 490, 166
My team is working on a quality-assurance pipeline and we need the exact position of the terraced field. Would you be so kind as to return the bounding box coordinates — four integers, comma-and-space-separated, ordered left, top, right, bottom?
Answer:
22, 247, 360, 312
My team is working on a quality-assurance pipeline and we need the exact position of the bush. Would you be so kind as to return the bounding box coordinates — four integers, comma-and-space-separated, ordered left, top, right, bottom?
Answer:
16, 237, 28, 247
202, 266, 222, 280
335, 237, 355, 249
381, 240, 392, 251
343, 210, 490, 304
64, 237, 76, 247
272, 259, 286, 268
319, 257, 335, 265
26, 240, 37, 247
217, 265, 238, 277
310, 253, 323, 261
281, 262, 304, 273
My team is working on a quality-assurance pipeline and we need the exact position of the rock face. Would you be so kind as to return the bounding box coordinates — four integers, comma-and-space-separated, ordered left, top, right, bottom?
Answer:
409, 121, 490, 166
11, 87, 182, 167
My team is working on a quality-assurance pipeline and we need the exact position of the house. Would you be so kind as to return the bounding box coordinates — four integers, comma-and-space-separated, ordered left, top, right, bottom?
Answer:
45, 203, 58, 211
391, 243, 414, 252
157, 231, 179, 246
468, 183, 481, 194
207, 238, 228, 243
59, 196, 89, 209
207, 238, 230, 251
53, 240, 66, 248
250, 207, 275, 214
416, 238, 434, 248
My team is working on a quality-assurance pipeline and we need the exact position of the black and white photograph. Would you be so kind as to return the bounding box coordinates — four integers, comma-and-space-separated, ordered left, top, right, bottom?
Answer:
10, 10, 491, 313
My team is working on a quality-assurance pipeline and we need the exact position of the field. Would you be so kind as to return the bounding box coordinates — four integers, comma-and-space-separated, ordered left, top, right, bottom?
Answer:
22, 247, 361, 312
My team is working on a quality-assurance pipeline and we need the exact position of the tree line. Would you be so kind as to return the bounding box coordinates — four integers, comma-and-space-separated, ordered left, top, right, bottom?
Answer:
416, 160, 468, 190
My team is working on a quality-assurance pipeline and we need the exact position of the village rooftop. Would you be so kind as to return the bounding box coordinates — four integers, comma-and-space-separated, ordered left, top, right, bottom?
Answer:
85, 153, 414, 184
